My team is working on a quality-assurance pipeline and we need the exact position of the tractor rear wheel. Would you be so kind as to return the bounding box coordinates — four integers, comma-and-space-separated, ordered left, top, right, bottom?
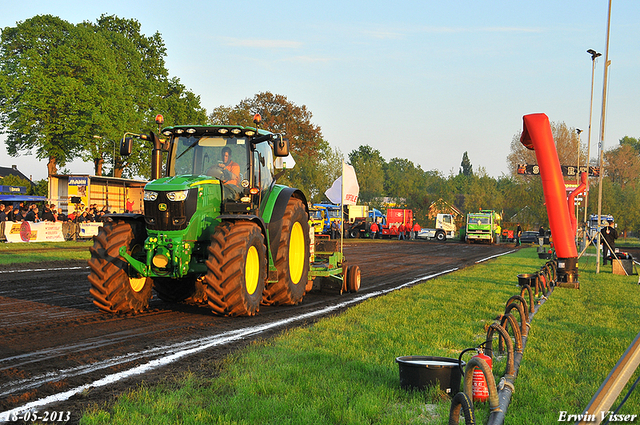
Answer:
204, 221, 266, 316
262, 197, 310, 306
88, 220, 153, 314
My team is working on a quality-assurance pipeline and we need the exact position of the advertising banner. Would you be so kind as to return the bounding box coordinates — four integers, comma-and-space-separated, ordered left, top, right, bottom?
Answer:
6, 221, 65, 243
79, 222, 103, 238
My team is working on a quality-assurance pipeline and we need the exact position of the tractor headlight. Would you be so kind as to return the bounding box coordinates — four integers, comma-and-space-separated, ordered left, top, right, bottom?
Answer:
144, 191, 158, 201
166, 190, 188, 201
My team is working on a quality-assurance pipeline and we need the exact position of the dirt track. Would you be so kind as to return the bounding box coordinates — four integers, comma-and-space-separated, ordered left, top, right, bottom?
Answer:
0, 239, 517, 424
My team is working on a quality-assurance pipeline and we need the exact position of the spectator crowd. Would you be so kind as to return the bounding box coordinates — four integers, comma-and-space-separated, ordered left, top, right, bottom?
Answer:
0, 202, 112, 224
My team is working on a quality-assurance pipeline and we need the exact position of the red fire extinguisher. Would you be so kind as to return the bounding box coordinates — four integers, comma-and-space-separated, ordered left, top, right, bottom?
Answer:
472, 350, 492, 402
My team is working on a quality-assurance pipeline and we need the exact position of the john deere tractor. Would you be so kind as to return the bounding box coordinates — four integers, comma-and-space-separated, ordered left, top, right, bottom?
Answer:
88, 114, 355, 317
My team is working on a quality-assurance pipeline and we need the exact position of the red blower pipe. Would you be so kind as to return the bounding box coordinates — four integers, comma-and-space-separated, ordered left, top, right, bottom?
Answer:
568, 172, 588, 235
520, 113, 577, 259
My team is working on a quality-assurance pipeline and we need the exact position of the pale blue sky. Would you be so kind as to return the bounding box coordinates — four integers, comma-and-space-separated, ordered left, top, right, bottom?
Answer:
1, 1, 638, 182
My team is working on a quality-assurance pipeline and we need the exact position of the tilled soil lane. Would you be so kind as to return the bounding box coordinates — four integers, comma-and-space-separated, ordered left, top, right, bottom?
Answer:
0, 240, 516, 423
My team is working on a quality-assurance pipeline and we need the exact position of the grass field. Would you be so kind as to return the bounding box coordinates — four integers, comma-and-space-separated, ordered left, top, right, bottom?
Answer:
0, 240, 92, 264
70, 246, 640, 425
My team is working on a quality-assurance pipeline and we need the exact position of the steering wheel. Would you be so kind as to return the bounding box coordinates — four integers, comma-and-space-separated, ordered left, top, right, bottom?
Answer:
206, 163, 225, 179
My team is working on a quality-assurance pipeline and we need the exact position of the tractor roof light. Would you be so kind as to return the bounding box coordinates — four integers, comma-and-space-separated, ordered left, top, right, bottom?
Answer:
244, 130, 256, 136
218, 128, 229, 134
186, 128, 196, 134
175, 129, 184, 134
162, 130, 172, 136
230, 128, 242, 135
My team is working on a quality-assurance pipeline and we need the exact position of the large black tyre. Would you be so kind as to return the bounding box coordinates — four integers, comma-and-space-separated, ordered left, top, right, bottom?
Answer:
88, 220, 153, 314
204, 221, 266, 316
262, 197, 310, 306
346, 265, 361, 293
435, 230, 446, 242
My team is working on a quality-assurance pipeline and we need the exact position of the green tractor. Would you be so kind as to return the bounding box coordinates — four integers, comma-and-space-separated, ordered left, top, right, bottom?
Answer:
88, 115, 359, 317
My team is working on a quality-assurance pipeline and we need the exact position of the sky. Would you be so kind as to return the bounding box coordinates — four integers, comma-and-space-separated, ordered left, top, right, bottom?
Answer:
1, 0, 639, 182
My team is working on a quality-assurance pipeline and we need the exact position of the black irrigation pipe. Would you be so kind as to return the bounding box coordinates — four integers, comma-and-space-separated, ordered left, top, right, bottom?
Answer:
449, 259, 557, 425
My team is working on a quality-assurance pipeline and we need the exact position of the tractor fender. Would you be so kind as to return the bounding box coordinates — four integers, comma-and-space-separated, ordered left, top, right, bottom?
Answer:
262, 187, 308, 263
216, 214, 269, 242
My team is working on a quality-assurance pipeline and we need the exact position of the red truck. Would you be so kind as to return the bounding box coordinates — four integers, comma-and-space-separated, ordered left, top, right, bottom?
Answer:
380, 208, 413, 237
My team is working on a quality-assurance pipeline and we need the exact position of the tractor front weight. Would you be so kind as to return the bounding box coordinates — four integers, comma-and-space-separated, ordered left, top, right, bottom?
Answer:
118, 234, 194, 279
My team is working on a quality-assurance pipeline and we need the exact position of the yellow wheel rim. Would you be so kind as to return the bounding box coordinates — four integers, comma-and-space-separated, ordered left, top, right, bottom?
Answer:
129, 277, 146, 293
245, 245, 260, 295
289, 221, 305, 284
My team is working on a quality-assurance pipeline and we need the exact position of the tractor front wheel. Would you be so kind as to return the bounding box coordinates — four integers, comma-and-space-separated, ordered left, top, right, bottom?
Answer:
88, 220, 153, 314
262, 197, 310, 306
205, 221, 266, 316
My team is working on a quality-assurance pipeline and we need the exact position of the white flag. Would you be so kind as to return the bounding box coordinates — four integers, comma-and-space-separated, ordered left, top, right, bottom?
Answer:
324, 162, 359, 205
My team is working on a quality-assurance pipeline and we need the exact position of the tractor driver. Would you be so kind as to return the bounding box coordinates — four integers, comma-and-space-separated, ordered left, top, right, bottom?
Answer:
207, 146, 240, 186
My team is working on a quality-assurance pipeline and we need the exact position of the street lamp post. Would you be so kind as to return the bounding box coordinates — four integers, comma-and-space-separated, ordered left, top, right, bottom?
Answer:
584, 49, 602, 225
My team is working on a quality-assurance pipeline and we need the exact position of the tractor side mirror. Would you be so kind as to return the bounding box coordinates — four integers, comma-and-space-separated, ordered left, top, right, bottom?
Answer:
273, 135, 289, 157
120, 137, 133, 156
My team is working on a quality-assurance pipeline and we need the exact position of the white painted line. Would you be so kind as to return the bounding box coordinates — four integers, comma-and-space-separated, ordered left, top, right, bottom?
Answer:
475, 249, 516, 263
0, 268, 459, 420
0, 266, 88, 274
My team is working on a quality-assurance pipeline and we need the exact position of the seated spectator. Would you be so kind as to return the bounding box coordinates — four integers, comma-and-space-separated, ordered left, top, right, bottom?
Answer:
0, 204, 6, 222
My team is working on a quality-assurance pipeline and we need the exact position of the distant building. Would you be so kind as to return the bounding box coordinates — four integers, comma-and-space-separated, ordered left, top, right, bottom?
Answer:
0, 165, 34, 184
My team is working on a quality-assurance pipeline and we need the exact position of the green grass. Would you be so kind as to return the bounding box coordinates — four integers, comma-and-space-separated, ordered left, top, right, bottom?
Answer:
77, 247, 640, 424
0, 240, 92, 264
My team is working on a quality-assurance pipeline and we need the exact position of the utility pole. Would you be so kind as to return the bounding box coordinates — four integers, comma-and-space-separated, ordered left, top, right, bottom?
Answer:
596, 0, 612, 275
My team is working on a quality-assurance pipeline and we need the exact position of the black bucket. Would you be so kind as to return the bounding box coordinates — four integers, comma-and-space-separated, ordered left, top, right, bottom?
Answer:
517, 273, 538, 287
395, 356, 464, 394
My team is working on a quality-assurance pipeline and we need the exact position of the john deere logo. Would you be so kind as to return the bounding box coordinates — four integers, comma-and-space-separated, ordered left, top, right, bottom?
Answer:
158, 203, 167, 212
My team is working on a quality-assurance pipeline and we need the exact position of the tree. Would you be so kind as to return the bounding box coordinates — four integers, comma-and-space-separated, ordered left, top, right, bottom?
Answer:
348, 145, 385, 202
620, 136, 640, 154
284, 140, 343, 203
0, 14, 206, 179
604, 144, 640, 189
209, 92, 322, 157
0, 16, 108, 175
506, 121, 586, 175
459, 151, 473, 176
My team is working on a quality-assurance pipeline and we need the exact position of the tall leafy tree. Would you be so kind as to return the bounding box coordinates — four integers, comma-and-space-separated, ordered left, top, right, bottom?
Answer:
348, 145, 385, 202
0, 15, 111, 175
209, 92, 322, 157
285, 140, 343, 203
459, 151, 473, 176
604, 144, 640, 189
619, 136, 640, 154
506, 121, 586, 175
0, 14, 206, 179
